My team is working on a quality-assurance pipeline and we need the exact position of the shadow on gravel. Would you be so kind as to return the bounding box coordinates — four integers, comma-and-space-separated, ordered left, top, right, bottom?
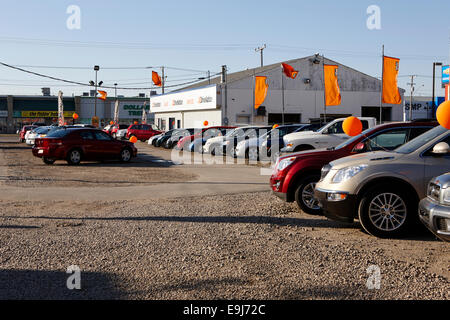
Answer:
0, 225, 40, 229
4, 214, 359, 229
156, 277, 248, 293
280, 284, 369, 300
0, 269, 125, 299
0, 146, 30, 150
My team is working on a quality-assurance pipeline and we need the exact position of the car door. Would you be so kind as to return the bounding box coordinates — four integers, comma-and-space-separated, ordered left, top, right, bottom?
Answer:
423, 134, 450, 187
93, 130, 121, 159
78, 130, 98, 159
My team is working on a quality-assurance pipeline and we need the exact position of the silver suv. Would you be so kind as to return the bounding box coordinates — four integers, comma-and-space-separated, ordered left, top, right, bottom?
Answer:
419, 173, 450, 241
314, 126, 450, 238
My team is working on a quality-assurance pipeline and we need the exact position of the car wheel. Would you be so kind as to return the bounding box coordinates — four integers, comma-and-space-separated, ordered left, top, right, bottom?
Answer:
120, 148, 132, 162
42, 157, 55, 165
358, 186, 416, 238
66, 149, 82, 165
294, 174, 322, 215
246, 147, 259, 161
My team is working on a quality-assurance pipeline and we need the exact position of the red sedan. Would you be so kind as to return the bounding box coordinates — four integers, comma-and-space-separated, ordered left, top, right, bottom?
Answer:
19, 125, 37, 142
126, 124, 161, 142
270, 121, 437, 215
32, 127, 137, 165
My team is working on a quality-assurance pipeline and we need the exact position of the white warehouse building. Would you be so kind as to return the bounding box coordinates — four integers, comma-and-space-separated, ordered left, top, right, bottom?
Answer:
150, 54, 405, 130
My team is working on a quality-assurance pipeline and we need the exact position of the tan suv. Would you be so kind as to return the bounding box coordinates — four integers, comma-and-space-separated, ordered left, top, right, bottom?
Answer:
314, 126, 450, 238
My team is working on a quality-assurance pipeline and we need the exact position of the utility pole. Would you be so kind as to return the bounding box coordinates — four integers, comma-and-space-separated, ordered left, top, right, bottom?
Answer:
407, 75, 416, 121
255, 44, 266, 67
161, 66, 165, 94
207, 70, 211, 85
221, 65, 228, 125
94, 65, 99, 117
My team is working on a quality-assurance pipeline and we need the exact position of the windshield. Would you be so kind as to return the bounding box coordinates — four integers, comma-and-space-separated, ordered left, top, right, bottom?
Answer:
395, 126, 447, 154
46, 129, 72, 138
334, 127, 374, 150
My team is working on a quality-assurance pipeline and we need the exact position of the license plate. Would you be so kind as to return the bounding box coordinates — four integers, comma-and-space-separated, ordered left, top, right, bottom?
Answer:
38, 149, 43, 154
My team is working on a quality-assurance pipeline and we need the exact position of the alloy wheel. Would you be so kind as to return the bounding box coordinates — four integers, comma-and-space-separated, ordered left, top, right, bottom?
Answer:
368, 193, 407, 231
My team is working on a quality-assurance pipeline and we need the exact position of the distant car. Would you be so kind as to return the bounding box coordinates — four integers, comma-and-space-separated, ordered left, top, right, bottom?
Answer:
235, 124, 316, 161
102, 124, 114, 135
26, 126, 52, 146
314, 125, 450, 238
19, 125, 37, 142
164, 128, 196, 149
126, 124, 162, 142
111, 124, 129, 139
32, 128, 137, 165
149, 133, 164, 146
419, 173, 450, 242
154, 129, 178, 147
175, 127, 236, 150
187, 127, 236, 152
271, 121, 438, 215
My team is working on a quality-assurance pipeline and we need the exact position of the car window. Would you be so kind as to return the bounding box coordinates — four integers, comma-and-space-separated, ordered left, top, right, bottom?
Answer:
94, 131, 112, 141
46, 129, 71, 138
395, 126, 447, 154
408, 127, 432, 140
79, 131, 95, 140
366, 128, 408, 151
361, 120, 369, 130
326, 121, 345, 134
142, 125, 151, 130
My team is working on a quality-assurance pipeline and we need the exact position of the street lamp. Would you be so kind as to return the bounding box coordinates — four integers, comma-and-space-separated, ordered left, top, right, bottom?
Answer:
432, 62, 442, 118
91, 65, 100, 117
114, 83, 118, 98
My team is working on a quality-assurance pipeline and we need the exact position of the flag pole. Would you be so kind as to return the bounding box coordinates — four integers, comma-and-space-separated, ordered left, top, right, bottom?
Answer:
252, 73, 255, 125
380, 45, 384, 124
322, 55, 327, 125
281, 66, 285, 125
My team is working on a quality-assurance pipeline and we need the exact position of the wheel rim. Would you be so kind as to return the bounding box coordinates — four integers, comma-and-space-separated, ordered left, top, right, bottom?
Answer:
248, 148, 258, 160
302, 182, 320, 210
122, 149, 131, 161
368, 193, 407, 231
71, 151, 80, 163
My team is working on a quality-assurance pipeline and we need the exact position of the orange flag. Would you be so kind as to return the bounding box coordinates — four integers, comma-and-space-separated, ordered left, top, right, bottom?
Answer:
324, 65, 341, 106
152, 71, 162, 87
281, 63, 298, 79
254, 76, 268, 109
98, 90, 107, 100
382, 56, 401, 104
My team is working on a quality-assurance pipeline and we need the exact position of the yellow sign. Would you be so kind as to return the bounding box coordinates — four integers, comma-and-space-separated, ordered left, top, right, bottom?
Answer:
21, 111, 75, 118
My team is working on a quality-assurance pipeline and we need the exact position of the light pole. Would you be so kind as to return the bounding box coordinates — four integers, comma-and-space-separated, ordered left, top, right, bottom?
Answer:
432, 62, 442, 119
93, 65, 99, 117
114, 83, 117, 98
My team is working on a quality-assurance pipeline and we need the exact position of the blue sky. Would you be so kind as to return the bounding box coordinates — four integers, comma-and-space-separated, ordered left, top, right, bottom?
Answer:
0, 0, 449, 97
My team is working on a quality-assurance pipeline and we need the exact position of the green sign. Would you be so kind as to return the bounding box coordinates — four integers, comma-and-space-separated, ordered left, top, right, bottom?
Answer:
123, 104, 149, 116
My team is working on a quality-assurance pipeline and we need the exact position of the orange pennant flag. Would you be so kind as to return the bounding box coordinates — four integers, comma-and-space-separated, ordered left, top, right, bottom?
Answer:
152, 71, 162, 87
324, 65, 341, 106
98, 90, 107, 100
281, 63, 299, 79
382, 56, 401, 104
254, 76, 268, 109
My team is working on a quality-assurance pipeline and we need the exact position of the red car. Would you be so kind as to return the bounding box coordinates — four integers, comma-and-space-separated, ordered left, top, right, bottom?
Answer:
126, 124, 161, 142
19, 125, 37, 142
176, 126, 236, 150
270, 121, 438, 215
32, 127, 137, 165
110, 124, 129, 138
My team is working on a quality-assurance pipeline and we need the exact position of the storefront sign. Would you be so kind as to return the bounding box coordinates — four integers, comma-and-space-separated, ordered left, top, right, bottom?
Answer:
20, 111, 75, 118
122, 104, 150, 116
150, 85, 217, 113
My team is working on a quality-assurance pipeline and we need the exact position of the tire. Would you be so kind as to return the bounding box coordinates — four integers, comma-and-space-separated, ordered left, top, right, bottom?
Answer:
66, 149, 82, 165
210, 145, 221, 156
294, 174, 322, 215
358, 186, 417, 238
246, 147, 259, 161
120, 148, 132, 162
42, 157, 55, 165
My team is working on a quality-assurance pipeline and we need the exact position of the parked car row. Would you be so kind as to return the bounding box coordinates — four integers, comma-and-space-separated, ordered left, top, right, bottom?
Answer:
102, 123, 162, 142
271, 120, 450, 241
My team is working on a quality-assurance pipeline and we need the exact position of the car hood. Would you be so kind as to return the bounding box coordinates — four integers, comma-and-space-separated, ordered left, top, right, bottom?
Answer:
206, 136, 225, 144
283, 131, 319, 142
329, 151, 402, 169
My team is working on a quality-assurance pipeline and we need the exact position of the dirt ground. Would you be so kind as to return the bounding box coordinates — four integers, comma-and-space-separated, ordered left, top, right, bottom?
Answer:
0, 134, 448, 300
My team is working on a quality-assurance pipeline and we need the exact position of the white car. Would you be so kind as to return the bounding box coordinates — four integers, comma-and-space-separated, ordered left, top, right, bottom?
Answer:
116, 129, 128, 140
149, 133, 163, 145
25, 126, 52, 145
281, 117, 377, 153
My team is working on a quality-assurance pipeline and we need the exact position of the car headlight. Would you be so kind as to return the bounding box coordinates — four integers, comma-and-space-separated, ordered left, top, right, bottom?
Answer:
276, 157, 296, 171
331, 164, 368, 183
443, 188, 450, 204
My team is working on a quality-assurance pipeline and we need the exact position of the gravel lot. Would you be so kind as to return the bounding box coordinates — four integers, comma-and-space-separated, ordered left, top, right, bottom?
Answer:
0, 135, 448, 300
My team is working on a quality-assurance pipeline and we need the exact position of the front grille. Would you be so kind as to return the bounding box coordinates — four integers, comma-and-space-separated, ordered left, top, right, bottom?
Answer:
320, 164, 331, 181
428, 183, 440, 202
436, 218, 448, 232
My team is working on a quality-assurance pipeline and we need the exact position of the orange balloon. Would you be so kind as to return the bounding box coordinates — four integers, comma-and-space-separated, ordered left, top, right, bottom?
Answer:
436, 100, 450, 129
272, 124, 279, 129
129, 136, 138, 143
342, 116, 363, 136
72, 113, 79, 120
134, 121, 138, 125
110, 121, 114, 125
203, 121, 209, 126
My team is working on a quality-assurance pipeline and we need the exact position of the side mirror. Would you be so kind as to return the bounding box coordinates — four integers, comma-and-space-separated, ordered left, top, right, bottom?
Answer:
353, 142, 366, 153
432, 142, 450, 155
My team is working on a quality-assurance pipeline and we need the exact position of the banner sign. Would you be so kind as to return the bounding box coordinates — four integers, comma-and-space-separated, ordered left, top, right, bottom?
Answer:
442, 65, 449, 87
21, 111, 75, 118
58, 91, 65, 126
